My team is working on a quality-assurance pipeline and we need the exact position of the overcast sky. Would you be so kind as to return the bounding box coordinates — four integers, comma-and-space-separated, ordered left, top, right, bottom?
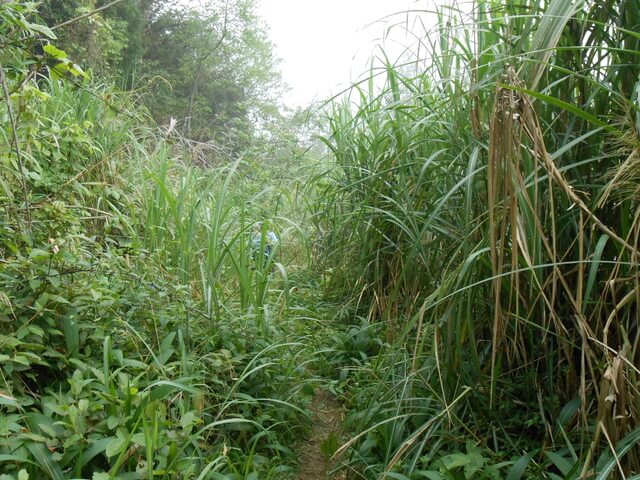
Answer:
257, 0, 428, 108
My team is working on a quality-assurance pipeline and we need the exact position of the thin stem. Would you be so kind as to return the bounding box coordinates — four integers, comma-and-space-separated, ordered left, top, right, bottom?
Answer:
0, 59, 31, 234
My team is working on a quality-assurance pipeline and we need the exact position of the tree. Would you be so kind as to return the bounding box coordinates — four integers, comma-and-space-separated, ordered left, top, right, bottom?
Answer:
141, 0, 282, 151
39, 0, 143, 78
40, 0, 283, 154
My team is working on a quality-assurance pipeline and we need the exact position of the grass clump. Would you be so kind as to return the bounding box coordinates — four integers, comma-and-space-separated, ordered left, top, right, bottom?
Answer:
315, 0, 640, 477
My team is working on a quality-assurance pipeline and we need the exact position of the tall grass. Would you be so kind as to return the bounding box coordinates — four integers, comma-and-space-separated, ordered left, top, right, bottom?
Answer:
0, 4, 316, 476
317, 0, 640, 476
135, 145, 299, 330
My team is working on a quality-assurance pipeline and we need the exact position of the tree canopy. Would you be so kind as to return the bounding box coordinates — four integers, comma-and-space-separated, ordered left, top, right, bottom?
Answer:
40, 0, 283, 151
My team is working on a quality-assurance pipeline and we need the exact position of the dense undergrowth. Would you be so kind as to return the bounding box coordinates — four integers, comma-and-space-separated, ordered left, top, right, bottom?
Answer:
2, 0, 640, 479
313, 0, 640, 478
0, 3, 328, 478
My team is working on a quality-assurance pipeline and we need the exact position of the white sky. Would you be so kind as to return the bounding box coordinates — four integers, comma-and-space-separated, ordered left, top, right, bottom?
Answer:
257, 0, 431, 108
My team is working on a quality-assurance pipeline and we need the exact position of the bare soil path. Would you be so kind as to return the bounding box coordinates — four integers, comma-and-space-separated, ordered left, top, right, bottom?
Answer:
297, 389, 347, 480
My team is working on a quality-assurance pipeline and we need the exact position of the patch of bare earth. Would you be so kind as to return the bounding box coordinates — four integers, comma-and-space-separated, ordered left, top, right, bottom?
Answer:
297, 389, 347, 480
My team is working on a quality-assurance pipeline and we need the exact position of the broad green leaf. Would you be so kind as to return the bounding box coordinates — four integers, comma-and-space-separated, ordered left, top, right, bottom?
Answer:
506, 453, 533, 480
207, 474, 232, 480
77, 437, 112, 470
131, 433, 146, 447
441, 452, 471, 470
383, 474, 412, 480
556, 398, 580, 431
180, 411, 196, 430
68, 63, 89, 80
0, 391, 18, 407
24, 442, 64, 480
26, 22, 56, 39
42, 44, 67, 59
105, 436, 125, 458
415, 471, 444, 480
545, 451, 573, 476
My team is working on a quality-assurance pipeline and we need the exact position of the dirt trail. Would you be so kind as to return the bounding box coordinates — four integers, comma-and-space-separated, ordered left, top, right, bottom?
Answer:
297, 389, 347, 480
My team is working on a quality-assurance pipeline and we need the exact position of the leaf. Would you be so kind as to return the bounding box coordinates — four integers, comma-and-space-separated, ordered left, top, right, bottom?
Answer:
62, 318, 79, 355
122, 359, 147, 369
545, 451, 573, 476
158, 331, 176, 364
147, 380, 200, 401
207, 474, 232, 480
107, 416, 120, 430
24, 413, 64, 439
36, 423, 58, 439
27, 325, 45, 338
77, 437, 112, 470
131, 433, 146, 448
43, 45, 67, 59
0, 454, 30, 464
105, 436, 125, 458
0, 335, 22, 348
62, 433, 82, 449
69, 63, 90, 80
583, 235, 609, 311
320, 431, 339, 459
0, 391, 18, 407
464, 450, 486, 478
595, 427, 640, 480
501, 84, 618, 135
383, 474, 412, 480
19, 433, 47, 443
180, 411, 195, 430
556, 398, 580, 431
522, 0, 584, 90
506, 453, 532, 480
26, 23, 56, 39
441, 452, 471, 470
24, 442, 64, 480
414, 471, 444, 480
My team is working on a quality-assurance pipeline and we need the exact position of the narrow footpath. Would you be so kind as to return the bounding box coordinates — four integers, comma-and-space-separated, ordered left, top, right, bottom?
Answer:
297, 389, 347, 480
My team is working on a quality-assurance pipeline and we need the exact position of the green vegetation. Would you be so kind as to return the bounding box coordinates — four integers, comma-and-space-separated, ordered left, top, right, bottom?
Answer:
0, 3, 312, 478
1, 0, 640, 479
314, 1, 640, 477
38, 0, 283, 152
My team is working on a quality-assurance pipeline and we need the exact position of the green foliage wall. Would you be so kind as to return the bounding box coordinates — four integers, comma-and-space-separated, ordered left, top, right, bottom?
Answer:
40, 0, 283, 154
0, 3, 308, 478
40, 0, 140, 76
315, 0, 640, 476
